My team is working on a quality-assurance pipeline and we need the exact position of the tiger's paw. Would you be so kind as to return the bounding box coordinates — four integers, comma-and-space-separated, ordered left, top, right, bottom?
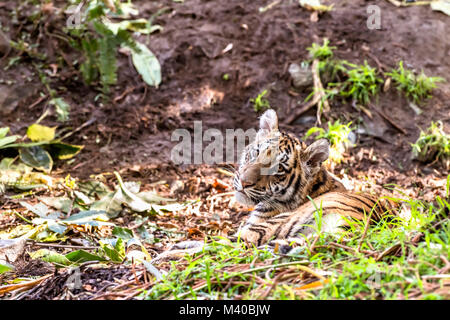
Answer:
235, 227, 261, 245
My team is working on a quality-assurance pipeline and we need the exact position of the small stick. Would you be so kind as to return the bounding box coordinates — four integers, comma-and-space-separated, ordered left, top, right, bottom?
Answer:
60, 117, 96, 140
28, 95, 48, 109
285, 59, 329, 125
0, 274, 52, 295
28, 241, 98, 250
131, 260, 141, 285
308, 234, 320, 254
13, 211, 33, 224
311, 59, 330, 124
284, 96, 320, 125
365, 52, 387, 72
258, 270, 288, 299
216, 168, 234, 177
114, 86, 135, 103
372, 106, 407, 134
375, 242, 402, 262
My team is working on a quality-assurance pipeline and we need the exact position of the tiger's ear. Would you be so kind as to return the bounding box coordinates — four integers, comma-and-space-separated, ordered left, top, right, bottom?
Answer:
303, 139, 329, 168
259, 109, 278, 132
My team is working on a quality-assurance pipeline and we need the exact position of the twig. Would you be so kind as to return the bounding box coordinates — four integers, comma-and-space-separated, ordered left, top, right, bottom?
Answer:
60, 117, 97, 141
285, 59, 329, 125
216, 168, 234, 177
364, 52, 387, 72
375, 242, 402, 262
28, 241, 98, 250
284, 96, 320, 125
28, 95, 48, 110
311, 59, 330, 124
0, 274, 52, 295
13, 211, 33, 224
439, 255, 450, 274
114, 86, 135, 103
308, 234, 320, 254
372, 105, 407, 134
258, 270, 288, 299
131, 261, 141, 285
259, 0, 281, 13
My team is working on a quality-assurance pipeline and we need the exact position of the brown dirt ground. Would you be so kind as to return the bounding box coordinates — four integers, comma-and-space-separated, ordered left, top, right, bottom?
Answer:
1, 0, 449, 184
0, 0, 449, 299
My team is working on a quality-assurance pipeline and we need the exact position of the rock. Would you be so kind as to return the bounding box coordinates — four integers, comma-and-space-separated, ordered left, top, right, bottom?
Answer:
294, 115, 316, 126
0, 84, 38, 116
289, 63, 313, 89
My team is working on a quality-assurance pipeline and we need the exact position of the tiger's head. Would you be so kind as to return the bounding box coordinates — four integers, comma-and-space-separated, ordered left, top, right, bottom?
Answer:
233, 109, 331, 211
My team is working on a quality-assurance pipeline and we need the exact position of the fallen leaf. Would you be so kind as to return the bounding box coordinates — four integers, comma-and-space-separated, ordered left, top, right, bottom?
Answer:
26, 124, 56, 142
431, 0, 450, 16
0, 238, 26, 264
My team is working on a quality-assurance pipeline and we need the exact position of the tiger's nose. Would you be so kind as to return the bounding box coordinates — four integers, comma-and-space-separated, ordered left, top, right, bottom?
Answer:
240, 166, 260, 188
240, 178, 254, 188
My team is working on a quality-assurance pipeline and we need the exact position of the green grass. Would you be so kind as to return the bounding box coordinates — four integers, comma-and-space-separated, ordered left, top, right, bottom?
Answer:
336, 61, 383, 105
411, 121, 449, 169
307, 39, 336, 61
250, 89, 271, 112
386, 61, 445, 104
305, 120, 354, 163
141, 180, 449, 300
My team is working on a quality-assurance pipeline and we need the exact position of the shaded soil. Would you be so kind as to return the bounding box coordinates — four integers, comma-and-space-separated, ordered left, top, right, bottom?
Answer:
1, 0, 450, 300
1, 0, 449, 189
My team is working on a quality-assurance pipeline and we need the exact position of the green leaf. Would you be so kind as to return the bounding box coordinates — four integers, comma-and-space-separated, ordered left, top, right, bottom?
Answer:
98, 36, 118, 91
26, 124, 56, 142
19, 146, 53, 173
103, 19, 162, 35
80, 37, 99, 85
127, 41, 161, 87
137, 191, 175, 203
101, 238, 125, 262
112, 226, 134, 240
29, 249, 71, 267
0, 141, 47, 150
48, 142, 84, 160
49, 98, 71, 122
0, 262, 14, 274
115, 237, 126, 256
33, 229, 68, 242
65, 250, 106, 263
0, 127, 9, 139
47, 222, 68, 235
0, 135, 20, 148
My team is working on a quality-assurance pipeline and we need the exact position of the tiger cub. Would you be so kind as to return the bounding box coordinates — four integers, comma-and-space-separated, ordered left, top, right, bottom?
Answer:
233, 109, 397, 246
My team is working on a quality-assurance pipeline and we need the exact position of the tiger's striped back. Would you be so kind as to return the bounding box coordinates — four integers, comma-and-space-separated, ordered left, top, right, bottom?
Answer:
244, 192, 398, 245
